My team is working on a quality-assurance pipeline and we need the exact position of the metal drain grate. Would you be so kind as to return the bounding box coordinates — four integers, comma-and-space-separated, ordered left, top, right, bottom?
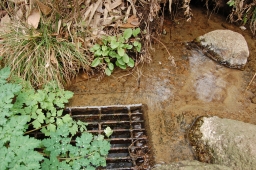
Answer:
65, 104, 151, 170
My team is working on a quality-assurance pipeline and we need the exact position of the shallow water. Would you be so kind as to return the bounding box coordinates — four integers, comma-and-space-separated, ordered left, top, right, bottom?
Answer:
67, 7, 256, 164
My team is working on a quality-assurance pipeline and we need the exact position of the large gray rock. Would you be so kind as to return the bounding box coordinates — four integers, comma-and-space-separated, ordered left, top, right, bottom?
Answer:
188, 116, 256, 169
153, 160, 232, 170
194, 30, 249, 70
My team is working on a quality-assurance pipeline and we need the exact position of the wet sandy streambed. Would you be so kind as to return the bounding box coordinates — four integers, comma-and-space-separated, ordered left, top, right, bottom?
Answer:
67, 7, 256, 164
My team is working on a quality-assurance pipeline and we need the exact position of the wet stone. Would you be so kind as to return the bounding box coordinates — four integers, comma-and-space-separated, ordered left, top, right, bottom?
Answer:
187, 116, 256, 169
193, 29, 249, 70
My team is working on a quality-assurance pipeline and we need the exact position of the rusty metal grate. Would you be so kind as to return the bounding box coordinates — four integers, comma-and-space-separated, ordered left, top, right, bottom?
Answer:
65, 104, 151, 170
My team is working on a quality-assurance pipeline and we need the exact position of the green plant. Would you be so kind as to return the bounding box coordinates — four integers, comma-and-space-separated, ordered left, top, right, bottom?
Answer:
0, 67, 111, 170
227, 0, 235, 7
0, 23, 88, 88
90, 28, 141, 76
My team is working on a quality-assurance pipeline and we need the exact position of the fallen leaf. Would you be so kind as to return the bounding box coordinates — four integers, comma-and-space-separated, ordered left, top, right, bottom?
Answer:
119, 15, 139, 28
8, 0, 25, 4
50, 50, 58, 65
1, 14, 11, 25
15, 8, 23, 20
0, 14, 11, 32
27, 9, 40, 29
109, 0, 122, 10
36, 0, 52, 16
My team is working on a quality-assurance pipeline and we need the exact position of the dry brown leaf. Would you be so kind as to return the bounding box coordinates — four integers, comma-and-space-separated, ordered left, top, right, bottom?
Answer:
50, 50, 58, 65
36, 0, 52, 16
119, 15, 139, 28
8, 0, 25, 4
109, 0, 122, 10
102, 16, 122, 26
57, 20, 61, 35
83, 4, 93, 21
0, 14, 11, 32
127, 0, 136, 15
88, 0, 102, 25
1, 14, 11, 25
15, 8, 23, 20
104, 2, 111, 12
27, 9, 40, 29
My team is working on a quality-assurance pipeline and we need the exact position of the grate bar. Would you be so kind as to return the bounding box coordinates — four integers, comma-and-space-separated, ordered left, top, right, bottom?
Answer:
64, 104, 151, 169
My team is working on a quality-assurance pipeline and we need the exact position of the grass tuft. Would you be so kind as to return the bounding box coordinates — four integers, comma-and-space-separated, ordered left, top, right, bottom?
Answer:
0, 22, 88, 88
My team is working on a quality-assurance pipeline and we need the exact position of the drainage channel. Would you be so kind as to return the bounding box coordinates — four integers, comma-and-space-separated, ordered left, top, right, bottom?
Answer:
65, 104, 151, 170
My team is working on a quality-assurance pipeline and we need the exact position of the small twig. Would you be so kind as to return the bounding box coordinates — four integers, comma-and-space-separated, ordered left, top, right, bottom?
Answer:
24, 124, 49, 134
151, 36, 176, 66
246, 72, 256, 91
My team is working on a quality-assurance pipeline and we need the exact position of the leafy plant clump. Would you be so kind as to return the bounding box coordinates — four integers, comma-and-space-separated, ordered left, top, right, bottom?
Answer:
90, 28, 141, 76
227, 0, 256, 35
0, 67, 111, 170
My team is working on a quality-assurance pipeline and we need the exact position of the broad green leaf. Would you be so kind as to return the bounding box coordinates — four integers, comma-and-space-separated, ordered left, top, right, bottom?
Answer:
91, 44, 100, 51
117, 58, 125, 65
104, 57, 110, 63
118, 36, 125, 43
57, 110, 63, 116
0, 67, 11, 83
104, 127, 113, 137
69, 123, 78, 136
62, 114, 72, 123
133, 41, 139, 46
136, 42, 142, 52
37, 113, 45, 123
32, 120, 41, 129
109, 51, 118, 58
110, 41, 119, 49
122, 54, 129, 63
56, 118, 63, 126
117, 47, 125, 56
127, 58, 135, 67
132, 28, 140, 37
118, 64, 126, 70
107, 36, 116, 42
108, 63, 114, 71
123, 28, 132, 40
47, 123, 56, 132
124, 44, 133, 49
49, 117, 55, 123
102, 50, 109, 56
102, 46, 108, 51
91, 58, 101, 67
94, 49, 102, 56
105, 68, 111, 76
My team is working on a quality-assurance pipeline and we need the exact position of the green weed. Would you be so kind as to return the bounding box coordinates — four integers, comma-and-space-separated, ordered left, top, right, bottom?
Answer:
90, 28, 141, 76
0, 67, 111, 169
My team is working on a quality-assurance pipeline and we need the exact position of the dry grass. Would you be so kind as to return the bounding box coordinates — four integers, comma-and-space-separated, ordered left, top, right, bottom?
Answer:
0, 22, 88, 88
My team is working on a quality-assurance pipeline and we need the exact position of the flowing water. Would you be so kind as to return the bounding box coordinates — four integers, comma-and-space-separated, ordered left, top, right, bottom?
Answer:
67, 7, 256, 164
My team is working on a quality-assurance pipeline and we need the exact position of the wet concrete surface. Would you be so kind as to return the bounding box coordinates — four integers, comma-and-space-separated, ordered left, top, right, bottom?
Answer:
67, 7, 256, 164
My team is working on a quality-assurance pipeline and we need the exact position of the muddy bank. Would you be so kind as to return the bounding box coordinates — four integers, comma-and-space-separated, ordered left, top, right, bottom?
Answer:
67, 7, 256, 164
